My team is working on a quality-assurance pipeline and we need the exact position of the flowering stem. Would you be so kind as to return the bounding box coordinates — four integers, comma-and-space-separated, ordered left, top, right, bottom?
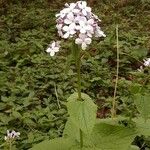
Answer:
74, 44, 83, 148
76, 52, 82, 101
112, 25, 119, 118
76, 55, 83, 148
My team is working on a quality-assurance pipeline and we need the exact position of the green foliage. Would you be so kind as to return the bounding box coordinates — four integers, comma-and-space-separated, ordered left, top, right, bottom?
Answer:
90, 122, 137, 150
133, 118, 150, 137
67, 92, 97, 134
30, 138, 75, 150
134, 93, 150, 120
31, 120, 139, 150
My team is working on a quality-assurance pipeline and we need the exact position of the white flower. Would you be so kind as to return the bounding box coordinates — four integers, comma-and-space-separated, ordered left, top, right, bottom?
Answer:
77, 1, 91, 16
5, 130, 20, 141
143, 58, 150, 67
46, 41, 60, 56
64, 13, 76, 25
56, 3, 79, 18
63, 24, 76, 38
75, 34, 92, 50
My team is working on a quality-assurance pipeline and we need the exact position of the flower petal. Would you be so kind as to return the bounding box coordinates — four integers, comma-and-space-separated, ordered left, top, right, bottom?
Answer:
88, 19, 94, 24
51, 41, 56, 48
80, 28, 86, 33
63, 26, 69, 32
82, 1, 87, 8
75, 38, 82, 44
54, 47, 59, 52
46, 47, 52, 53
63, 32, 70, 39
81, 42, 87, 50
70, 29, 76, 35
50, 51, 55, 56
85, 38, 91, 44
64, 19, 72, 24
82, 9, 87, 16
85, 7, 91, 12
67, 12, 74, 20
69, 3, 76, 9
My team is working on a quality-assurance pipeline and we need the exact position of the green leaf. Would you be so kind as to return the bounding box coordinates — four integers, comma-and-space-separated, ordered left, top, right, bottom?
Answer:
12, 111, 22, 119
134, 93, 150, 120
30, 138, 75, 150
133, 117, 150, 136
67, 92, 97, 134
90, 122, 137, 150
63, 119, 80, 142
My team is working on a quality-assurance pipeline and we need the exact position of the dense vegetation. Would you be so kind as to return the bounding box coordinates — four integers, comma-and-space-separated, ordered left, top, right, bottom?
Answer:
0, 0, 150, 149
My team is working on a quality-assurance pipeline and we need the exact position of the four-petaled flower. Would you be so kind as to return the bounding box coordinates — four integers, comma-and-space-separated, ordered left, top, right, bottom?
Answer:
46, 41, 60, 56
77, 1, 92, 16
75, 34, 92, 50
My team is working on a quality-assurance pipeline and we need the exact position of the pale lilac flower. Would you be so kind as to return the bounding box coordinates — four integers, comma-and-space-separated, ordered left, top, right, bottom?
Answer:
77, 1, 92, 16
63, 24, 76, 38
64, 13, 76, 26
75, 34, 92, 50
76, 18, 94, 35
46, 41, 60, 56
56, 3, 79, 18
5, 130, 20, 141
55, 1, 105, 50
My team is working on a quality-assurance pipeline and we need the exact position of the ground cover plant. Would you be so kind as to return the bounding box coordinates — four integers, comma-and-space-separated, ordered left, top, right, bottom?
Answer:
0, 0, 150, 149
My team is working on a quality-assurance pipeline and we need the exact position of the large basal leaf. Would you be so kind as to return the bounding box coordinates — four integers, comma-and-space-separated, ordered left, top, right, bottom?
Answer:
30, 138, 75, 150
63, 119, 80, 142
67, 92, 97, 134
134, 93, 150, 120
133, 117, 150, 137
90, 122, 137, 150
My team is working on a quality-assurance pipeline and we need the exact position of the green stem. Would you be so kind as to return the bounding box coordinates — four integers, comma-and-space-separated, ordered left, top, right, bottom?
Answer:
9, 140, 12, 150
76, 54, 82, 101
112, 25, 119, 118
75, 47, 83, 149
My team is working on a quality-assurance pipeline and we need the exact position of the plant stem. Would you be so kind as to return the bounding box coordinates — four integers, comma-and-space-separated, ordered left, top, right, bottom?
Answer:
76, 54, 82, 101
75, 47, 83, 149
9, 141, 12, 150
112, 25, 119, 118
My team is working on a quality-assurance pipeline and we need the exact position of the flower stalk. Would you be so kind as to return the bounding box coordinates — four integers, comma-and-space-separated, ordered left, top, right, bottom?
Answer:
112, 25, 119, 118
76, 49, 82, 101
74, 43, 83, 148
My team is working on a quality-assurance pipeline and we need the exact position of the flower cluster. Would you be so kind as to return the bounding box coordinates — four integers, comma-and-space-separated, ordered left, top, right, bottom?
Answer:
4, 130, 20, 141
46, 41, 60, 56
56, 1, 106, 50
138, 58, 150, 72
